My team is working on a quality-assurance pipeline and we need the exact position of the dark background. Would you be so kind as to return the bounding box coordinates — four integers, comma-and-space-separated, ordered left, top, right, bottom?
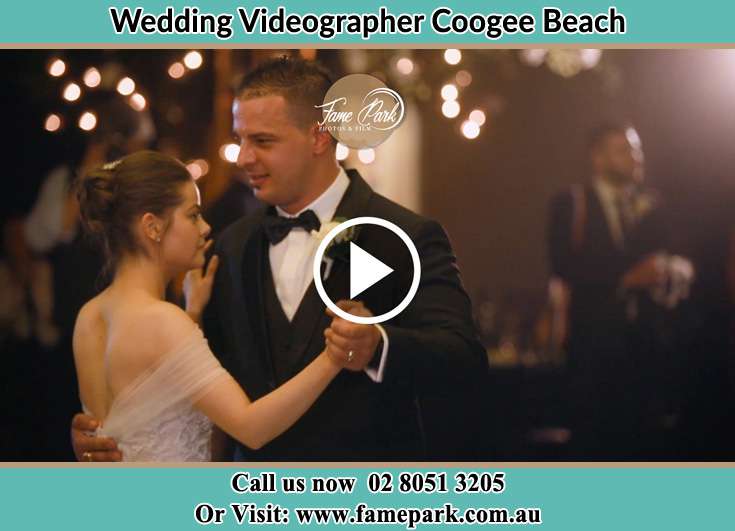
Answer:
4, 50, 734, 298
2, 49, 734, 460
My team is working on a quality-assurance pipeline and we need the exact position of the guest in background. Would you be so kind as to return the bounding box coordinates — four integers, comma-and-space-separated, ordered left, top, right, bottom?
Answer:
5, 93, 154, 459
547, 123, 693, 459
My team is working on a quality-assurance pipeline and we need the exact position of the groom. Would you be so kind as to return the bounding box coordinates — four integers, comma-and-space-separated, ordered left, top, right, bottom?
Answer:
71, 56, 487, 461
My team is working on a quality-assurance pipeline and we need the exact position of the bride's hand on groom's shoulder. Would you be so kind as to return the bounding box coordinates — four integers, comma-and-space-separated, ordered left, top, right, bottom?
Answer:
324, 300, 381, 371
70, 413, 122, 462
184, 246, 219, 324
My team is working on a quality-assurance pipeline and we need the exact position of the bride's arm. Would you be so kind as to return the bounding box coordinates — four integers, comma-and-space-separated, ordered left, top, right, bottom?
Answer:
194, 349, 340, 450
146, 302, 344, 452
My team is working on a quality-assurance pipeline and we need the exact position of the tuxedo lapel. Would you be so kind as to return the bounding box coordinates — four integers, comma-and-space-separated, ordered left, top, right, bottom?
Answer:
334, 169, 373, 221
586, 185, 620, 254
241, 213, 276, 384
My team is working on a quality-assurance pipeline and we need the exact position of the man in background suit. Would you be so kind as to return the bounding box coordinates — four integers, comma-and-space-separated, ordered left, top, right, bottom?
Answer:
72, 56, 487, 461
548, 124, 688, 459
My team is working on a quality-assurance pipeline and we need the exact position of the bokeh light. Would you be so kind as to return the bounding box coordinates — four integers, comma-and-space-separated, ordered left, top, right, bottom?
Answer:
63, 83, 81, 102
396, 57, 414, 75
168, 62, 185, 79
461, 120, 481, 139
220, 143, 240, 163
129, 93, 146, 111
441, 83, 458, 101
83, 67, 101, 88
184, 51, 203, 70
44, 114, 62, 132
358, 148, 375, 164
78, 111, 97, 131
336, 143, 350, 161
469, 109, 487, 126
117, 77, 135, 96
442, 100, 461, 119
455, 70, 473, 87
444, 49, 462, 65
48, 59, 66, 77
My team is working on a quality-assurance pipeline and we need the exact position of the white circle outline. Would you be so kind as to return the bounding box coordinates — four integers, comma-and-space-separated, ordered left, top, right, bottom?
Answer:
312, 216, 421, 325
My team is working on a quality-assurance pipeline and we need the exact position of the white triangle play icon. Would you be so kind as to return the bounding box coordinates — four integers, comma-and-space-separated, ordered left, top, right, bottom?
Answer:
349, 242, 394, 299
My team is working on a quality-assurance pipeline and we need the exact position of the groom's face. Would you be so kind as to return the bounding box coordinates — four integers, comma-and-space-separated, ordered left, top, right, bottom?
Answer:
232, 95, 315, 211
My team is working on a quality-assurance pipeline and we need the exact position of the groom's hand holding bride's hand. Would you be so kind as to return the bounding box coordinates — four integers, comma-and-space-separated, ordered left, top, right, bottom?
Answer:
324, 301, 381, 371
71, 413, 122, 462
184, 242, 219, 324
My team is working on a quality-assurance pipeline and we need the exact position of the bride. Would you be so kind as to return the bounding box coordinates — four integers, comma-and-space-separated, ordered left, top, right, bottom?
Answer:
72, 150, 349, 461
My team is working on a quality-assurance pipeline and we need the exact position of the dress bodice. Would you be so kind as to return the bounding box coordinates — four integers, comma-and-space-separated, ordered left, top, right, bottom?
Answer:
90, 327, 227, 462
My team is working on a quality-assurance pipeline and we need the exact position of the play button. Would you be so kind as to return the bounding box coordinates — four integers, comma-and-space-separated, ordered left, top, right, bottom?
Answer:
350, 242, 394, 298
312, 216, 422, 325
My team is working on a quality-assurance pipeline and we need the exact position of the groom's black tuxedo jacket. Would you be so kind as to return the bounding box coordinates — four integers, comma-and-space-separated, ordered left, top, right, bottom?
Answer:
203, 169, 487, 460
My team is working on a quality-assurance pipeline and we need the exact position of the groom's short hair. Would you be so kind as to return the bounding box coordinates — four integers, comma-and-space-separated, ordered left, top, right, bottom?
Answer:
236, 55, 334, 130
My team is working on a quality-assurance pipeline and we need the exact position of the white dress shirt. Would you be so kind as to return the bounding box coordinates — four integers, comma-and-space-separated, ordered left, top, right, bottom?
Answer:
593, 177, 631, 250
24, 166, 77, 253
269, 167, 388, 382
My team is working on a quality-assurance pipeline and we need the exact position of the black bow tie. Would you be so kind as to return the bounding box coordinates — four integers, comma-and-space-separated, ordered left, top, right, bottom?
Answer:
262, 209, 321, 245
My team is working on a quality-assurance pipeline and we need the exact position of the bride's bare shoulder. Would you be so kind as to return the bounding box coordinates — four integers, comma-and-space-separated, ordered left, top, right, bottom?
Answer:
106, 300, 196, 367
73, 295, 108, 411
75, 294, 196, 362
73, 295, 105, 355
134, 300, 198, 351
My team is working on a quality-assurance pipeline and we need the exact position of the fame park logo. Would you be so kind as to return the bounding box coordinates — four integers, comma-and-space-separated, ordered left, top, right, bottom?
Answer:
316, 74, 405, 149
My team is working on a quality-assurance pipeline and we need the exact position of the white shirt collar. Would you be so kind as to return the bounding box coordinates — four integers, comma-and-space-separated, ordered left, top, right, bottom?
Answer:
275, 167, 350, 224
594, 176, 634, 202
593, 176, 628, 248
594, 176, 616, 202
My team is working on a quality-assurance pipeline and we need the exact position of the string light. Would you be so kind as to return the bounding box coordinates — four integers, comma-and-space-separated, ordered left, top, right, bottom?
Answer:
83, 67, 101, 88
455, 70, 472, 87
440, 83, 458, 101
44, 114, 62, 132
168, 62, 185, 79
220, 143, 240, 163
187, 160, 210, 180
129, 93, 147, 111
396, 57, 414, 75
358, 148, 375, 164
48, 59, 65, 77
442, 100, 460, 119
336, 143, 350, 161
194, 159, 210, 176
444, 49, 462, 65
461, 120, 480, 140
78, 111, 97, 131
520, 49, 548, 67
117, 77, 135, 96
184, 51, 203, 70
469, 109, 486, 126
63, 83, 82, 102
580, 49, 603, 69
187, 161, 205, 180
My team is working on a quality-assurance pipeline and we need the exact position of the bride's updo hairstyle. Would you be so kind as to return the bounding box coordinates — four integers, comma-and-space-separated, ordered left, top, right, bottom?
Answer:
76, 150, 191, 269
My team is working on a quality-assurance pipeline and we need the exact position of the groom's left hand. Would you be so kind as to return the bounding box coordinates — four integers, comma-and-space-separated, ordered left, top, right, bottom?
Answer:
325, 301, 381, 371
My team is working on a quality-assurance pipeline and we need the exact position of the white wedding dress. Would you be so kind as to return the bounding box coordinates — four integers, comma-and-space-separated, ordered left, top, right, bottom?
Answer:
87, 327, 228, 461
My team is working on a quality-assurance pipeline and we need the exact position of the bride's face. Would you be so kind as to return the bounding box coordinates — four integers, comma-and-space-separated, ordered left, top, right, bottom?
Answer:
160, 181, 211, 272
